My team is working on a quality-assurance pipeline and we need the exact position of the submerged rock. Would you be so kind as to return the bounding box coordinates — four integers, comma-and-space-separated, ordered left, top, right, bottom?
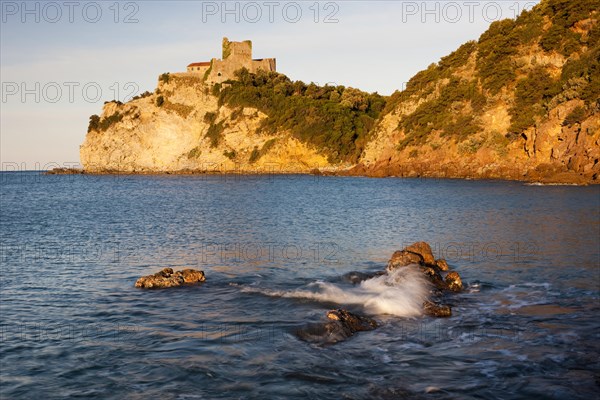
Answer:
326, 309, 378, 333
135, 267, 205, 289
423, 301, 452, 318
342, 271, 385, 284
296, 309, 378, 344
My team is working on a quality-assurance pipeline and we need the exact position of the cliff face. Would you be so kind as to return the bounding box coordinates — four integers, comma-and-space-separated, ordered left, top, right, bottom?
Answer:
80, 74, 330, 173
359, 0, 600, 183
81, 0, 600, 183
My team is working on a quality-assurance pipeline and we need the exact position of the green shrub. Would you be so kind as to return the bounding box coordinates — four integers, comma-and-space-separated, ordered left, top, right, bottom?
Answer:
562, 105, 587, 126
204, 111, 217, 124
487, 131, 510, 157
99, 112, 123, 131
203, 63, 213, 81
223, 149, 237, 160
477, 19, 519, 94
162, 100, 193, 119
218, 69, 386, 163
205, 121, 225, 148
248, 139, 278, 163
88, 112, 123, 132
509, 67, 557, 134
159, 73, 170, 83
88, 114, 100, 132
399, 78, 483, 147
248, 146, 261, 163
211, 83, 221, 97
132, 91, 152, 101
458, 137, 483, 154
438, 41, 477, 70
187, 146, 201, 159
156, 96, 164, 107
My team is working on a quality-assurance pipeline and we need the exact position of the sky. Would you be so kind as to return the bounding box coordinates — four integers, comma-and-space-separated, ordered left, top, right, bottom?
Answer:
0, 0, 540, 168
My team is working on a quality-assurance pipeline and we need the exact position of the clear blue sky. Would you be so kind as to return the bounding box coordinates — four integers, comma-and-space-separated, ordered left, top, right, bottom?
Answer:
0, 0, 539, 168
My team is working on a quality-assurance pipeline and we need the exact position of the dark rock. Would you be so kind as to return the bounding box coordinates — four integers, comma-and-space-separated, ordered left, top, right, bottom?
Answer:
45, 167, 84, 175
420, 265, 448, 290
342, 271, 384, 284
435, 258, 449, 271
296, 309, 377, 344
423, 301, 452, 317
326, 309, 378, 333
295, 321, 349, 344
405, 241, 435, 265
445, 271, 463, 292
135, 268, 205, 289
387, 250, 424, 271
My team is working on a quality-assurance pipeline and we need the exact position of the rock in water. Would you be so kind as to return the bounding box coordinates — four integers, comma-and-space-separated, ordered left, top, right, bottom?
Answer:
445, 271, 463, 292
405, 241, 435, 265
435, 258, 449, 271
423, 301, 452, 317
296, 309, 378, 344
386, 242, 464, 293
385, 241, 465, 318
342, 271, 385, 284
135, 268, 205, 289
420, 265, 448, 290
180, 268, 206, 284
326, 309, 378, 333
387, 250, 424, 271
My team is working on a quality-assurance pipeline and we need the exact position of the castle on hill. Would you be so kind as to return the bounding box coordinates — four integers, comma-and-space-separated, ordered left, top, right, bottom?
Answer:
187, 37, 276, 83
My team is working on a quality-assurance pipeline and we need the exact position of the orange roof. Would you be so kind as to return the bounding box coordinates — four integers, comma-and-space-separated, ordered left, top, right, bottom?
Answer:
187, 62, 211, 67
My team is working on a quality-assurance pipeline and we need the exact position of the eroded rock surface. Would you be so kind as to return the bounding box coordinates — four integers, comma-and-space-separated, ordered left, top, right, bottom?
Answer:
135, 267, 206, 289
387, 250, 424, 271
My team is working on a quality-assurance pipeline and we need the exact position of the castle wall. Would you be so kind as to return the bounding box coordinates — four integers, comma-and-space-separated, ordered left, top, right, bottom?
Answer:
251, 59, 276, 74
188, 38, 276, 84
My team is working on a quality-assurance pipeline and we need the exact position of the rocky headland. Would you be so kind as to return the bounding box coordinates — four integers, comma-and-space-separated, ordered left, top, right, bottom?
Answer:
79, 0, 599, 185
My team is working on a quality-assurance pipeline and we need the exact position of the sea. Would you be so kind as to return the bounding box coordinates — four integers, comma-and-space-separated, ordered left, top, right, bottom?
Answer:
1, 172, 599, 399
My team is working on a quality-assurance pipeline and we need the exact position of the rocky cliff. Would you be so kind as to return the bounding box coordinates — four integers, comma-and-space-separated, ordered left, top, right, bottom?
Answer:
80, 73, 330, 173
357, 0, 600, 184
80, 0, 600, 183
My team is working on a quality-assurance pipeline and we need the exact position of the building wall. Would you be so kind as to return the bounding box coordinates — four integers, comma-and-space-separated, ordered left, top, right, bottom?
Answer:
187, 65, 210, 75
187, 38, 276, 84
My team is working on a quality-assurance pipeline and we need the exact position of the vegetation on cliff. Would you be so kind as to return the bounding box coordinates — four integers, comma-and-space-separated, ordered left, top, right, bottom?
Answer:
218, 68, 386, 163
82, 0, 599, 181
387, 0, 599, 150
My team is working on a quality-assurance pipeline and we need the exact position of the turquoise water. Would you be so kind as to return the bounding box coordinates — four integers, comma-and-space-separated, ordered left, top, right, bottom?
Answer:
1, 172, 599, 399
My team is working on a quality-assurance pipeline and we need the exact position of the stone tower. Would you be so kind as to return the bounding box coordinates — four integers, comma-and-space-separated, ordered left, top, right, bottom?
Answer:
186, 37, 276, 83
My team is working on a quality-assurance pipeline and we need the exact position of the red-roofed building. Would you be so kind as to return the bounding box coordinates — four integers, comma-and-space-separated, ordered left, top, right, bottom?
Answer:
187, 61, 211, 74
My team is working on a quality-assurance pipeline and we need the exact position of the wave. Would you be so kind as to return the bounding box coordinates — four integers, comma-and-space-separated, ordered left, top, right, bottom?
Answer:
240, 265, 430, 317
525, 182, 580, 186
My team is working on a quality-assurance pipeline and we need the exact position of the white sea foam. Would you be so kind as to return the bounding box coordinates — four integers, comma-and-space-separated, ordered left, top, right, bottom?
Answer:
240, 265, 430, 317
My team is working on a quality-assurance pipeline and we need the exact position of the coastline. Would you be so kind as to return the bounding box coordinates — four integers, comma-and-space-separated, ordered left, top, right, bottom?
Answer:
45, 164, 598, 185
